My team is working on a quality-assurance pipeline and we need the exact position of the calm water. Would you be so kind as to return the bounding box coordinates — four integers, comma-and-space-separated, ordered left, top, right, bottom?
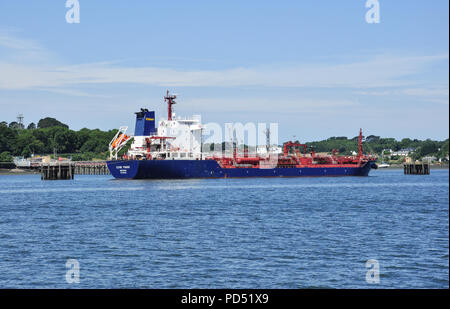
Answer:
0, 169, 448, 288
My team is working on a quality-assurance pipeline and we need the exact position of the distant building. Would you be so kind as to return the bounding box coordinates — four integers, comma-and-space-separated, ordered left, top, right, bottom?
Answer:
256, 145, 282, 155
391, 148, 415, 156
422, 156, 437, 162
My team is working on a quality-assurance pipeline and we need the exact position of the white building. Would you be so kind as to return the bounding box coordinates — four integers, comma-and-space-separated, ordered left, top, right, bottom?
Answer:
391, 148, 415, 156
422, 156, 437, 162
256, 145, 283, 155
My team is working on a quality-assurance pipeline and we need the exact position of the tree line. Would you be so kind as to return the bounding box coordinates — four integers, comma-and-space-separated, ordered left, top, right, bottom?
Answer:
201, 134, 449, 163
0, 117, 118, 162
299, 135, 449, 162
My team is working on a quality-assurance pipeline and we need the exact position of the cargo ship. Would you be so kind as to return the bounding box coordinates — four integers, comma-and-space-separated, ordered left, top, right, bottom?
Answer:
107, 91, 377, 179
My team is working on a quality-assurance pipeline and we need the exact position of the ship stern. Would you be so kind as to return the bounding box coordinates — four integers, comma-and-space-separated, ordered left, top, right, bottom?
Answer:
107, 160, 140, 179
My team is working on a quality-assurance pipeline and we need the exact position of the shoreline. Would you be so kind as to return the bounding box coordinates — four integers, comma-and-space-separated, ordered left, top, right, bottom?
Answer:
378, 165, 449, 170
0, 169, 40, 175
1, 166, 448, 176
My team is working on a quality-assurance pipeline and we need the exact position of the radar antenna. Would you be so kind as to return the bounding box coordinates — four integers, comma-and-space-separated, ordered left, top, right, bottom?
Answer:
164, 90, 177, 121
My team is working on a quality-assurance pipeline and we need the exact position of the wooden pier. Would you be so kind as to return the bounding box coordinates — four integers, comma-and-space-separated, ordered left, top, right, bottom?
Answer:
404, 163, 430, 175
74, 161, 110, 175
40, 161, 109, 179
41, 163, 74, 180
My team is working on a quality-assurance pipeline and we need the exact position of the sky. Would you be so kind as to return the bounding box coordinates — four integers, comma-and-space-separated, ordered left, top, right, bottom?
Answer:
0, 0, 448, 142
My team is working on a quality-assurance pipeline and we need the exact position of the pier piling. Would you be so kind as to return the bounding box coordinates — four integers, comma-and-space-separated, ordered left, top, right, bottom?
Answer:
73, 161, 110, 175
41, 163, 75, 180
40, 161, 110, 179
403, 163, 430, 175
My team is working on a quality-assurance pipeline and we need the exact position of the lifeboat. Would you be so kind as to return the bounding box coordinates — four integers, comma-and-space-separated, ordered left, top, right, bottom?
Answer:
112, 133, 129, 149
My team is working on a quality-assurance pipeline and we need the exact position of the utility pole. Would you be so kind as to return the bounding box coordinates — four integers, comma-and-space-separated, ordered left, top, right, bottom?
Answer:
17, 114, 24, 129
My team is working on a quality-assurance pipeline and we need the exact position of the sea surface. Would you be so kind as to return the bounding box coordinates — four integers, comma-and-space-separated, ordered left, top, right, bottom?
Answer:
0, 169, 448, 288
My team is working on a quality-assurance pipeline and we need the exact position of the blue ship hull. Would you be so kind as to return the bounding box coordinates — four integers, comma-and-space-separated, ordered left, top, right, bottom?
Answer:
107, 160, 376, 179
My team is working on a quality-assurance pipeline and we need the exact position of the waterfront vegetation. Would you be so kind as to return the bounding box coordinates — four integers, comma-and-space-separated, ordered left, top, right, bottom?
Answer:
305, 135, 449, 163
0, 118, 448, 163
0, 118, 117, 162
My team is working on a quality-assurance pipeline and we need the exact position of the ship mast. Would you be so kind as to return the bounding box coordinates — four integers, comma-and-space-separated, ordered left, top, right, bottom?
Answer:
358, 128, 363, 157
264, 129, 270, 153
164, 90, 177, 120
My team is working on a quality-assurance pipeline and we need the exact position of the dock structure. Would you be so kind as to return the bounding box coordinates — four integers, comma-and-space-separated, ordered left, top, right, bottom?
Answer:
40, 161, 110, 179
41, 162, 74, 180
74, 161, 110, 175
404, 163, 430, 175
0, 162, 15, 169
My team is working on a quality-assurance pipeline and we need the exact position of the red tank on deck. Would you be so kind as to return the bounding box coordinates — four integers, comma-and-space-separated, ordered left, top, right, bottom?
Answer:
207, 128, 377, 172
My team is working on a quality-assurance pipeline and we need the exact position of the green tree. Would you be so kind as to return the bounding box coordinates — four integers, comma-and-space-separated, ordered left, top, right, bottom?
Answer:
9, 121, 24, 130
416, 140, 439, 157
366, 135, 380, 143
53, 129, 80, 153
0, 125, 18, 153
437, 139, 449, 160
80, 138, 107, 153
0, 151, 13, 162
12, 130, 37, 156
37, 117, 69, 129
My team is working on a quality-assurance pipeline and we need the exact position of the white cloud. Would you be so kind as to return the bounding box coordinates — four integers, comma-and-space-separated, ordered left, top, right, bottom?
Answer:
402, 87, 449, 97
181, 97, 360, 112
0, 30, 43, 50
0, 31, 448, 92
0, 54, 448, 91
354, 85, 449, 105
0, 29, 448, 126
0, 29, 59, 65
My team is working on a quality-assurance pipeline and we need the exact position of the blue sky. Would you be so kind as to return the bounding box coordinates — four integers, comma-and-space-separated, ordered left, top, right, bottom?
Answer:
0, 0, 448, 142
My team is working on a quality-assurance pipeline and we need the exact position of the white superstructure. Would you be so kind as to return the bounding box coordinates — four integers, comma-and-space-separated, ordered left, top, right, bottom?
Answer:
127, 116, 203, 160
109, 92, 203, 160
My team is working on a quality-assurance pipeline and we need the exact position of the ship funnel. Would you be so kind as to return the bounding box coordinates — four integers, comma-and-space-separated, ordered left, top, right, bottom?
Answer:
134, 109, 156, 136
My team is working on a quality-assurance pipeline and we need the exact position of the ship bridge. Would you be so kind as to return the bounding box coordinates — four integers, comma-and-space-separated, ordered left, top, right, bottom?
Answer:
110, 91, 203, 160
